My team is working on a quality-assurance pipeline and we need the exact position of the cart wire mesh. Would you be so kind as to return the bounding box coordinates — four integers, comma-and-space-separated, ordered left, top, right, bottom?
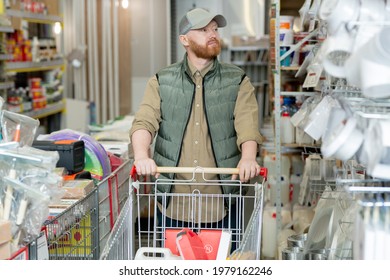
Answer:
100, 168, 265, 260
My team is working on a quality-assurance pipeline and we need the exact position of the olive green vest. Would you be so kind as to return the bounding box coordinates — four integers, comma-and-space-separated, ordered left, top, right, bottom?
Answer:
153, 56, 247, 203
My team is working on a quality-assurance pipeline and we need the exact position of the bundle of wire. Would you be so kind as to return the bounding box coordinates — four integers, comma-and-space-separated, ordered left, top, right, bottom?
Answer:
44, 129, 111, 179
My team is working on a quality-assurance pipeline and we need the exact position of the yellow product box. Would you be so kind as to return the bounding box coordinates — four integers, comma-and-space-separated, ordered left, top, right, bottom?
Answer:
48, 213, 93, 258
61, 179, 94, 199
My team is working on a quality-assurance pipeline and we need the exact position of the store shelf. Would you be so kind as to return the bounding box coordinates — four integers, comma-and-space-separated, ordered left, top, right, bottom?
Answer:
6, 9, 63, 24
230, 45, 268, 51
5, 59, 65, 73
282, 143, 321, 149
22, 99, 65, 119
281, 91, 316, 96
281, 66, 300, 71
0, 81, 14, 90
0, 54, 14, 61
0, 25, 14, 33
232, 61, 268, 66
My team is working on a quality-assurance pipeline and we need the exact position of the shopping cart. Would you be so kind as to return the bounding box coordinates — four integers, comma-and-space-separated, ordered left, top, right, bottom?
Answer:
100, 165, 267, 260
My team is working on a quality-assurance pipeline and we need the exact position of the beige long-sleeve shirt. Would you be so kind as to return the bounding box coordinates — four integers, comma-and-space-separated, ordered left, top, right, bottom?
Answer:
130, 58, 263, 222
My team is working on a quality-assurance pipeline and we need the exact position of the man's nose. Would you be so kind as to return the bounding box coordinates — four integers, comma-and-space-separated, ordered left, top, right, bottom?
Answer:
208, 29, 218, 38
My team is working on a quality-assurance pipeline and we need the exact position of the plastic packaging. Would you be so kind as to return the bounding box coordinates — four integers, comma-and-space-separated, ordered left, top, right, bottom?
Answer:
0, 144, 64, 250
1, 110, 40, 147
135, 247, 182, 260
0, 146, 60, 171
299, 0, 312, 31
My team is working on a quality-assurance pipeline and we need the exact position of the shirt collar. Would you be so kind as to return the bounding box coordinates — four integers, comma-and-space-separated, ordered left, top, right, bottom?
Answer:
187, 57, 214, 79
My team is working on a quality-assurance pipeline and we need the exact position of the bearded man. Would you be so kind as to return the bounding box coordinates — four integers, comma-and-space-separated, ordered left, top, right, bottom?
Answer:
130, 8, 263, 248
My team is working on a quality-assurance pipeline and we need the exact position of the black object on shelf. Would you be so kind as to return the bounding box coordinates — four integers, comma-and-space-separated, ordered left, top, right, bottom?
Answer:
32, 139, 85, 174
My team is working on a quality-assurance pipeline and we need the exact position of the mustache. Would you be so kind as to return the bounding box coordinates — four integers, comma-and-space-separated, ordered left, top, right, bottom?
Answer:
208, 39, 220, 45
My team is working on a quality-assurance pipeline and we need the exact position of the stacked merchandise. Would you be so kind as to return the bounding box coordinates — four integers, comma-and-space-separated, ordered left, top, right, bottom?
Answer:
273, 0, 390, 260
0, 94, 124, 259
0, 96, 64, 259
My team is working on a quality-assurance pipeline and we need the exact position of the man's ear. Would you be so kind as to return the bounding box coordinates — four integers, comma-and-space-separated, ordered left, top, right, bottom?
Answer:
179, 34, 189, 47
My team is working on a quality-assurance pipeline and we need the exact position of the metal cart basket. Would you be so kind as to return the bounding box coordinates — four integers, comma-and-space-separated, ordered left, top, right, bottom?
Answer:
100, 166, 266, 260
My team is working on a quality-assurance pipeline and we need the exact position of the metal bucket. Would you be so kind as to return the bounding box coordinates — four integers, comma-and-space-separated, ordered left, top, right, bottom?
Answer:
287, 233, 308, 248
281, 247, 305, 260
305, 249, 328, 260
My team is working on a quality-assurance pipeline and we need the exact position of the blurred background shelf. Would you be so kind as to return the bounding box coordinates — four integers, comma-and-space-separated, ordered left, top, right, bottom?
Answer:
5, 59, 65, 73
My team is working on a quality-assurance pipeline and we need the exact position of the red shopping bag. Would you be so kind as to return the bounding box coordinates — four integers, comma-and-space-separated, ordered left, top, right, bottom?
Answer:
165, 229, 181, 256
175, 228, 208, 260
165, 228, 231, 259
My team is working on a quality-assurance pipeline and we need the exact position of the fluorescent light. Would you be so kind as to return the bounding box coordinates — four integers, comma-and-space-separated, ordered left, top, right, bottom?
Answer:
121, 0, 129, 9
53, 21, 62, 34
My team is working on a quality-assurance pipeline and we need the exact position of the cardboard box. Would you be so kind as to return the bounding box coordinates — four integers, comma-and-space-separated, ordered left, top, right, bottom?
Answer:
61, 179, 94, 199
41, 0, 59, 16
0, 220, 11, 244
0, 220, 12, 260
48, 199, 79, 217
0, 242, 11, 260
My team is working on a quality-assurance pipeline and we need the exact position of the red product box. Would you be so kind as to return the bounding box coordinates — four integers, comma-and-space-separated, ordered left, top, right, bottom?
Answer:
165, 228, 232, 260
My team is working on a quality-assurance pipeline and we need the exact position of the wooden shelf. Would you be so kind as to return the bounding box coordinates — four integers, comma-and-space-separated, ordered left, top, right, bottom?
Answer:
6, 9, 63, 24
232, 61, 268, 66
282, 143, 321, 149
230, 45, 269, 51
5, 59, 65, 73
281, 66, 300, 71
0, 25, 14, 33
0, 81, 14, 90
0, 54, 14, 61
22, 99, 65, 119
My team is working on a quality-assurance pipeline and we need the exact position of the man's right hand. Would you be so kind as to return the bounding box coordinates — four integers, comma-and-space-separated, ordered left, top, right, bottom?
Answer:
134, 157, 160, 178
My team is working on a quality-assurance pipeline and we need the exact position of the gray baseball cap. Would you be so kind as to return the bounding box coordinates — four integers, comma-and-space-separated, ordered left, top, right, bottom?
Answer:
179, 8, 227, 35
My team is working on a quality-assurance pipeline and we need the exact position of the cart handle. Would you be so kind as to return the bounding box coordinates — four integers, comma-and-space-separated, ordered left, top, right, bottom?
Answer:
130, 165, 267, 180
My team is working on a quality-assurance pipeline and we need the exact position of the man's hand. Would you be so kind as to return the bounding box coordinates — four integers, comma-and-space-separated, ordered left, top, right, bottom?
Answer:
134, 157, 160, 178
232, 158, 261, 182
232, 140, 260, 182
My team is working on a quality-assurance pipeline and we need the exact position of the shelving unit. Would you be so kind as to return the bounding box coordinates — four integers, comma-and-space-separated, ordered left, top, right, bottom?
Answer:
6, 9, 62, 23
0, 25, 14, 33
0, 81, 14, 90
3, 2, 65, 133
229, 45, 268, 86
222, 41, 269, 129
22, 98, 65, 119
5, 59, 65, 72
271, 0, 283, 234
270, 0, 319, 234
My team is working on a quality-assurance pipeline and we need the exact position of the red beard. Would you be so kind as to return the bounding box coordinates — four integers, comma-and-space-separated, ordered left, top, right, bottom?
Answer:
188, 38, 221, 59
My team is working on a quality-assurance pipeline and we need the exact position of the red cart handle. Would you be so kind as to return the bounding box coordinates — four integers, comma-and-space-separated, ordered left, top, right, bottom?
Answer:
131, 165, 267, 180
